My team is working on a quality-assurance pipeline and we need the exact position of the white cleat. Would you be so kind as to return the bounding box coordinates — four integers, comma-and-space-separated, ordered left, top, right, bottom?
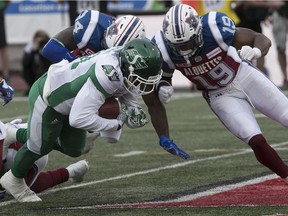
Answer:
66, 160, 89, 183
83, 132, 100, 154
0, 170, 41, 202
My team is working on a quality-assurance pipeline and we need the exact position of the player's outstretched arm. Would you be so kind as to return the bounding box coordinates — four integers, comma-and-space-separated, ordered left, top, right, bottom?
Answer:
142, 91, 190, 160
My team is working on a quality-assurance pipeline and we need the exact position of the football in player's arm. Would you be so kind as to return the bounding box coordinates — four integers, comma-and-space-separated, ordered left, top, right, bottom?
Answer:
0, 38, 163, 202
41, 10, 146, 144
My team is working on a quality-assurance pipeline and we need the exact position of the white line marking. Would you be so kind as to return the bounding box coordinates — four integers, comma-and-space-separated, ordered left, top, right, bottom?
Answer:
169, 174, 277, 202
1, 141, 286, 207
114, 151, 146, 157
51, 174, 279, 209
0, 93, 286, 206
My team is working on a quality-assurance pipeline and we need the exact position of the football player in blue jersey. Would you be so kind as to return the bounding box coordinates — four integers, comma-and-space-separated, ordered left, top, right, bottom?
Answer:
142, 3, 288, 182
42, 10, 146, 63
41, 10, 147, 144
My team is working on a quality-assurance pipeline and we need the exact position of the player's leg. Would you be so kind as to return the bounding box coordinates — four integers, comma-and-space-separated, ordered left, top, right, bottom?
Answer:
3, 144, 88, 194
56, 118, 86, 157
0, 76, 62, 202
30, 159, 89, 193
240, 62, 288, 128
206, 80, 288, 179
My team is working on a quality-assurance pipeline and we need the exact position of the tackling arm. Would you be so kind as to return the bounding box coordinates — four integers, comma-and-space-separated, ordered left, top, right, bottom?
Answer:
41, 27, 78, 63
142, 91, 190, 160
142, 91, 170, 137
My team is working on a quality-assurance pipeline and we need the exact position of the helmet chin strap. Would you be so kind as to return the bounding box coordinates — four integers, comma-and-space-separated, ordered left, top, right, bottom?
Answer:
179, 50, 194, 56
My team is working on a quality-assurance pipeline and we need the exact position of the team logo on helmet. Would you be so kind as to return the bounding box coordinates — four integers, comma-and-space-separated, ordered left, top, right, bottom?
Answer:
124, 49, 148, 72
106, 23, 119, 37
185, 12, 199, 29
163, 19, 169, 34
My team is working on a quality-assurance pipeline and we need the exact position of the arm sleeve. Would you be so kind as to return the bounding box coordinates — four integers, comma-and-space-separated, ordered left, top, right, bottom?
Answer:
69, 78, 119, 132
41, 38, 76, 63
118, 91, 140, 109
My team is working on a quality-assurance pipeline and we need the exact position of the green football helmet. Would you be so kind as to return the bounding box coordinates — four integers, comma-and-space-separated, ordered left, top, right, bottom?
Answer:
120, 38, 163, 95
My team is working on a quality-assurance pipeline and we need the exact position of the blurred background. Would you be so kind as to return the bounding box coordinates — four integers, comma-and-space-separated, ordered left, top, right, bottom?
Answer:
2, 0, 287, 93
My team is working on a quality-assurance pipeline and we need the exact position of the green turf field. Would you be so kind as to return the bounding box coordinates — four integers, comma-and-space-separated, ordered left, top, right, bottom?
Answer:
1, 92, 288, 215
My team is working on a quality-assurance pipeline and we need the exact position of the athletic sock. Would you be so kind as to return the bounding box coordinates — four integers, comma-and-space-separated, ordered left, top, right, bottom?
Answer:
248, 134, 288, 178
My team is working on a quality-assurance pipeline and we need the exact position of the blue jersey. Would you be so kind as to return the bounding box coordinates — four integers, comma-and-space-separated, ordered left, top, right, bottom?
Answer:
73, 10, 115, 56
152, 12, 242, 90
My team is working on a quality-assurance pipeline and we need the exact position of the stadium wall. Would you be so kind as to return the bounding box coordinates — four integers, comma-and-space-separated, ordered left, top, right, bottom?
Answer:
4, 0, 284, 87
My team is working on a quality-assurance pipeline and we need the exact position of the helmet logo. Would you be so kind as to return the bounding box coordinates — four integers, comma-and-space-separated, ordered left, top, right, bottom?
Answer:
124, 49, 148, 71
163, 19, 169, 34
102, 65, 120, 81
185, 13, 198, 29
107, 24, 119, 37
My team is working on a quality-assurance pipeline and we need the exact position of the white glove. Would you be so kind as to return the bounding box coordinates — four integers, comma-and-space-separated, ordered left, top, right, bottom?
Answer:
238, 46, 261, 61
158, 85, 174, 104
116, 103, 128, 129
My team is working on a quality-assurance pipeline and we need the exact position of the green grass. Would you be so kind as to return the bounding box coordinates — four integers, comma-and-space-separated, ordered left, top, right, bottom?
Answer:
1, 92, 288, 215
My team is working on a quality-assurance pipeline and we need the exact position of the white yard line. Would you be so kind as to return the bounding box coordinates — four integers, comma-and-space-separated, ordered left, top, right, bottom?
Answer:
2, 141, 287, 206
168, 174, 277, 202
114, 151, 146, 157
0, 93, 286, 206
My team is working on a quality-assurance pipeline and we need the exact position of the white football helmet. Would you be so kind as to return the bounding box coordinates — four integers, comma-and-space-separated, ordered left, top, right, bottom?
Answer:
163, 4, 203, 56
103, 15, 146, 49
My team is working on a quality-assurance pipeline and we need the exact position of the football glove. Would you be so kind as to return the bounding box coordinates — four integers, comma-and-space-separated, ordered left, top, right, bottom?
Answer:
238, 46, 261, 61
116, 103, 128, 130
157, 81, 174, 104
159, 85, 174, 104
0, 79, 14, 105
159, 136, 190, 160
126, 106, 149, 128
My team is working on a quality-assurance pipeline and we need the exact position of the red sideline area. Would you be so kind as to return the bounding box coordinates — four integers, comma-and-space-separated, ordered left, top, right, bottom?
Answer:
91, 178, 288, 209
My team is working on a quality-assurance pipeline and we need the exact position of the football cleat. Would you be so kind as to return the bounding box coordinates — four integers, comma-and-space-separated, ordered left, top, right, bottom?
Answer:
82, 132, 100, 154
66, 160, 89, 183
0, 170, 41, 202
